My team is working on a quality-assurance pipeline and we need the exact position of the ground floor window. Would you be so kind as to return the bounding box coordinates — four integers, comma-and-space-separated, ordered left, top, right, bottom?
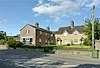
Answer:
63, 39, 67, 44
23, 38, 33, 45
74, 39, 78, 43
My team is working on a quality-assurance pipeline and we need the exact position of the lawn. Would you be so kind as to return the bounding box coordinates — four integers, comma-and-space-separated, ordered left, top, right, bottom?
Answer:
50, 45, 91, 49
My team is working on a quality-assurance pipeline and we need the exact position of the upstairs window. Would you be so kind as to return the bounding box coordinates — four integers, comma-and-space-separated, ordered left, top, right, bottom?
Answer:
26, 29, 30, 34
74, 33, 77, 36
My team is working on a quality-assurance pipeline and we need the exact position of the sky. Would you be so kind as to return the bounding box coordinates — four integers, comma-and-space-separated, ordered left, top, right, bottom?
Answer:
0, 0, 100, 36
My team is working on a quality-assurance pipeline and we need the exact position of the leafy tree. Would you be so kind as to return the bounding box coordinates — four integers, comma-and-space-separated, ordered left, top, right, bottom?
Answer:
0, 33, 5, 40
84, 18, 100, 40
84, 18, 100, 45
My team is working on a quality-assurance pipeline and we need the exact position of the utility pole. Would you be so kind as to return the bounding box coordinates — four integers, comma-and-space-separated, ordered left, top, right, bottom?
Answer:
92, 5, 95, 49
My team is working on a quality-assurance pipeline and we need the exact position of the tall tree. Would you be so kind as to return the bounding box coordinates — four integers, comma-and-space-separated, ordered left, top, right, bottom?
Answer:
84, 18, 100, 40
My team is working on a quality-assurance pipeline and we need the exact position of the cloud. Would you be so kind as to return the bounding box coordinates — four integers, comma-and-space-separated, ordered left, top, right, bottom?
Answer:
32, 0, 100, 21
0, 19, 8, 24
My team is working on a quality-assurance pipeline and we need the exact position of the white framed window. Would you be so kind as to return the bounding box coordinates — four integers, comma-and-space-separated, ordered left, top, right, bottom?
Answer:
74, 33, 78, 36
45, 39, 47, 43
39, 38, 42, 42
74, 39, 78, 43
26, 29, 30, 34
63, 33, 67, 36
64, 39, 67, 44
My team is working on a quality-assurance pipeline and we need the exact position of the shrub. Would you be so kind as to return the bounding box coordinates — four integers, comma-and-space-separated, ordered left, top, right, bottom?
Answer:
83, 38, 92, 46
0, 40, 6, 45
7, 39, 16, 49
66, 43, 71, 46
16, 41, 24, 47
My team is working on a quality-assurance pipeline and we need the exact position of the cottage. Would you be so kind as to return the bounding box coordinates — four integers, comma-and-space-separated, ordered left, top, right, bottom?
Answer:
54, 20, 87, 45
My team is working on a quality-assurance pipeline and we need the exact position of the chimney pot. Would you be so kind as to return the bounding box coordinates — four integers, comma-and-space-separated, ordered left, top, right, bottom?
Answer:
35, 22, 39, 27
46, 26, 50, 31
70, 20, 74, 29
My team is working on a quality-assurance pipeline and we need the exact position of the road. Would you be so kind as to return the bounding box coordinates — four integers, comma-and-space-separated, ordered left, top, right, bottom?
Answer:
0, 49, 100, 68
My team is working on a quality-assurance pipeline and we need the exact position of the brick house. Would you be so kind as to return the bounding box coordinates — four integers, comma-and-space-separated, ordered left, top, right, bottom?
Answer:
20, 22, 55, 46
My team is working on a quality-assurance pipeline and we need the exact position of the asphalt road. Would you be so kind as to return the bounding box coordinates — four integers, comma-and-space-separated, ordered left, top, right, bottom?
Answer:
0, 49, 100, 68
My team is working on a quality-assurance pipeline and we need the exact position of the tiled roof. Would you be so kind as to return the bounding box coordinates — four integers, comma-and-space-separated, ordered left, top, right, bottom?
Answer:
53, 25, 84, 34
20, 24, 53, 34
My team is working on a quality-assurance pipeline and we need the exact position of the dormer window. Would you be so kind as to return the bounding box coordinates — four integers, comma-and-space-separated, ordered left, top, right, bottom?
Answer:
26, 29, 30, 34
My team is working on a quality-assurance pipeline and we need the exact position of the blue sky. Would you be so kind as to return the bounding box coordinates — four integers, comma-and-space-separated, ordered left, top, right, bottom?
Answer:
0, 0, 100, 36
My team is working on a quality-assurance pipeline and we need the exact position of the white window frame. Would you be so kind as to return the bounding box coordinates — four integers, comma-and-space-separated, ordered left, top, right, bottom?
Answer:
26, 29, 30, 34
74, 39, 78, 43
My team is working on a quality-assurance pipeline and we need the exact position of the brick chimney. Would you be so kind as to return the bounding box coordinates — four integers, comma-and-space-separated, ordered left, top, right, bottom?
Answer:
46, 26, 50, 31
70, 20, 74, 29
35, 22, 39, 28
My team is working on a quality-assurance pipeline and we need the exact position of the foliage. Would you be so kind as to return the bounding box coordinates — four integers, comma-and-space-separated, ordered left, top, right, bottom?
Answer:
83, 38, 92, 46
0, 39, 6, 45
7, 39, 16, 47
0, 33, 5, 40
84, 18, 100, 41
7, 39, 24, 49
16, 41, 24, 47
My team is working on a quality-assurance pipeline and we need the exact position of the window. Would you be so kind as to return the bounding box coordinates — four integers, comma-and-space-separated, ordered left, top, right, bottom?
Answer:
30, 38, 33, 42
51, 40, 53, 43
40, 31, 42, 34
39, 38, 42, 42
74, 39, 78, 43
74, 33, 77, 36
45, 39, 47, 43
64, 39, 67, 44
26, 29, 30, 34
64, 33, 67, 36
23, 38, 25, 42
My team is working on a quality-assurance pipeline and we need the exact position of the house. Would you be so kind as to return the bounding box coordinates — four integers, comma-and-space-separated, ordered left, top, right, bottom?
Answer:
20, 22, 55, 46
54, 20, 87, 45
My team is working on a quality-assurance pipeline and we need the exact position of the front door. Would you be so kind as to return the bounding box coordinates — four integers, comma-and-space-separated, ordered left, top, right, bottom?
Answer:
25, 38, 30, 45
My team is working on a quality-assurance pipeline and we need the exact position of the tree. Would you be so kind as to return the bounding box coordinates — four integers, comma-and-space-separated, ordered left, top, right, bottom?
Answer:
0, 33, 5, 40
84, 18, 100, 45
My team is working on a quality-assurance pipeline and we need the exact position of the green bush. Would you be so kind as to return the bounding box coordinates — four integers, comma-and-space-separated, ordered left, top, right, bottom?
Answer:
7, 39, 16, 49
16, 41, 24, 47
0, 40, 6, 45
83, 38, 92, 46
7, 39, 24, 49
